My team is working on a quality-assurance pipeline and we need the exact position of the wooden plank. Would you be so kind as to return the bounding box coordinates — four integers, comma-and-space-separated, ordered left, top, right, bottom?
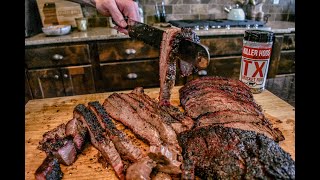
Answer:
25, 86, 295, 180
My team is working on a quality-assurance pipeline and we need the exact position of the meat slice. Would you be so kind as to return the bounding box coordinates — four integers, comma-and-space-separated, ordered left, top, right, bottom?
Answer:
151, 172, 172, 180
38, 124, 77, 166
103, 93, 162, 146
181, 159, 195, 180
35, 156, 63, 180
132, 87, 194, 133
73, 104, 125, 180
65, 118, 88, 152
179, 77, 285, 142
118, 93, 180, 151
180, 85, 260, 111
159, 28, 181, 106
126, 156, 157, 180
178, 125, 295, 179
88, 101, 144, 162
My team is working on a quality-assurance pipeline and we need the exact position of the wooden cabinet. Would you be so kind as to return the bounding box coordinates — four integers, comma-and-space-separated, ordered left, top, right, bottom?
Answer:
25, 32, 295, 99
25, 43, 95, 99
25, 69, 33, 104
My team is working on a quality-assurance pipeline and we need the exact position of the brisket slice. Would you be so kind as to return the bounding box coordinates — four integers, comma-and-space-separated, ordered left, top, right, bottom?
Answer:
178, 125, 295, 180
118, 93, 180, 151
196, 111, 285, 141
65, 118, 88, 152
35, 155, 63, 180
159, 28, 181, 106
180, 85, 261, 111
132, 87, 194, 133
151, 172, 172, 180
183, 91, 263, 119
38, 123, 78, 166
179, 76, 251, 96
126, 156, 157, 180
73, 104, 125, 180
103, 93, 162, 146
88, 101, 144, 163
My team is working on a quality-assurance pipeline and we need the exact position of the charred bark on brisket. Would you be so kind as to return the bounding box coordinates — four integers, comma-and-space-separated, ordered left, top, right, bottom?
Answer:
74, 104, 125, 180
35, 156, 63, 180
88, 101, 144, 163
38, 123, 78, 166
178, 125, 295, 180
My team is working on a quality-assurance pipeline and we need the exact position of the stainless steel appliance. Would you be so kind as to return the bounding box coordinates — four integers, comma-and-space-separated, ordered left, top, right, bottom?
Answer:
168, 19, 266, 30
25, 0, 43, 38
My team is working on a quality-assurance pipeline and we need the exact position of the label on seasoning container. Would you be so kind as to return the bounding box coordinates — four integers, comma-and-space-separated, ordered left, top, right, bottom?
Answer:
239, 30, 274, 94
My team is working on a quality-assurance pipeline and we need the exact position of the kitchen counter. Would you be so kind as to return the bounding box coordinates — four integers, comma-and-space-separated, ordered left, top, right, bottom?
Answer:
25, 21, 295, 46
25, 86, 295, 180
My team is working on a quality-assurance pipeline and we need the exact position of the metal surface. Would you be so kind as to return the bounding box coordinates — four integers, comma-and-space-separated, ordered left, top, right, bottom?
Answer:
126, 18, 209, 69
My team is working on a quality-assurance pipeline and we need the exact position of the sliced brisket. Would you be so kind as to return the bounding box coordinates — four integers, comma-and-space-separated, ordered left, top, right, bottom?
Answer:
74, 104, 125, 180
38, 123, 78, 166
35, 155, 63, 180
126, 156, 157, 180
159, 28, 181, 106
132, 87, 194, 133
118, 93, 180, 150
103, 93, 162, 146
88, 101, 144, 163
65, 118, 88, 152
179, 76, 285, 142
178, 125, 295, 179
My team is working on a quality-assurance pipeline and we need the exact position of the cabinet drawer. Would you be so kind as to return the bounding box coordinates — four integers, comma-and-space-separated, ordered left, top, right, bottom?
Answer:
100, 60, 160, 91
278, 51, 295, 74
281, 34, 295, 50
25, 44, 90, 69
98, 39, 159, 62
189, 56, 242, 80
200, 36, 243, 56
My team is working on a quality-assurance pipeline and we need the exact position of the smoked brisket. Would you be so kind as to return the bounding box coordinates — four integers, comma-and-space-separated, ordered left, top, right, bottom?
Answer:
178, 125, 295, 179
179, 76, 285, 142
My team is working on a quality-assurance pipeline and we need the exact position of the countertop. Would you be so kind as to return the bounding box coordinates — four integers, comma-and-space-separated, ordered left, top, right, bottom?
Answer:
25, 86, 295, 180
25, 21, 295, 46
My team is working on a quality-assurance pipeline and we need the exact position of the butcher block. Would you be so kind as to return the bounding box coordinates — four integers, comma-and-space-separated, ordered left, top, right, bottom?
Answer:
25, 86, 295, 180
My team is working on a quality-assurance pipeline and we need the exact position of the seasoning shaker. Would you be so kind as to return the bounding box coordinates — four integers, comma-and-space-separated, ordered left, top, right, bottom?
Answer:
239, 30, 274, 93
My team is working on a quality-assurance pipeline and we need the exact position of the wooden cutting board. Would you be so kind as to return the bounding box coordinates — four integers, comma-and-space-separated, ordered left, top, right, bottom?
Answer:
25, 86, 295, 180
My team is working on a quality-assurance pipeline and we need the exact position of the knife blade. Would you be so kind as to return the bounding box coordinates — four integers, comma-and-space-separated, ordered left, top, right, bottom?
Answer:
126, 18, 210, 69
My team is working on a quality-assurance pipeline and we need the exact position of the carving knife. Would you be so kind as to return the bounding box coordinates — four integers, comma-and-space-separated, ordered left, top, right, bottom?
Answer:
125, 18, 210, 69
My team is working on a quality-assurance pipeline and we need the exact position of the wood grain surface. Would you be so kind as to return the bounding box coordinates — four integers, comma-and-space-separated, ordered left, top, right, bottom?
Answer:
25, 86, 295, 180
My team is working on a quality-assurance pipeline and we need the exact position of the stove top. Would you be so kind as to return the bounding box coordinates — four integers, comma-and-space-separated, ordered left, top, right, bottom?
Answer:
168, 19, 266, 30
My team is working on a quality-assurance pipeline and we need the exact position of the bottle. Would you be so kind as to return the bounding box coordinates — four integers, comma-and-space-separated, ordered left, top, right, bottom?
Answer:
160, 1, 166, 22
239, 30, 274, 94
154, 2, 160, 23
134, 0, 144, 23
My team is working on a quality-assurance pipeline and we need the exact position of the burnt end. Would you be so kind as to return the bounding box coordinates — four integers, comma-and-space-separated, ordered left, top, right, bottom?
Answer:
178, 125, 295, 179
181, 158, 195, 180
35, 156, 63, 180
38, 124, 67, 153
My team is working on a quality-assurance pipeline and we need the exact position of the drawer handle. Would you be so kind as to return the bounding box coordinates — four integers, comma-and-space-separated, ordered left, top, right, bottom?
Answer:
198, 70, 208, 76
63, 74, 68, 78
125, 48, 136, 55
53, 74, 60, 79
52, 54, 64, 60
127, 73, 138, 79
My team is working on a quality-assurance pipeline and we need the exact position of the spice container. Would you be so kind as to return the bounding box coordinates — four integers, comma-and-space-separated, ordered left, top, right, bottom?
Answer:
239, 30, 274, 94
75, 17, 88, 31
